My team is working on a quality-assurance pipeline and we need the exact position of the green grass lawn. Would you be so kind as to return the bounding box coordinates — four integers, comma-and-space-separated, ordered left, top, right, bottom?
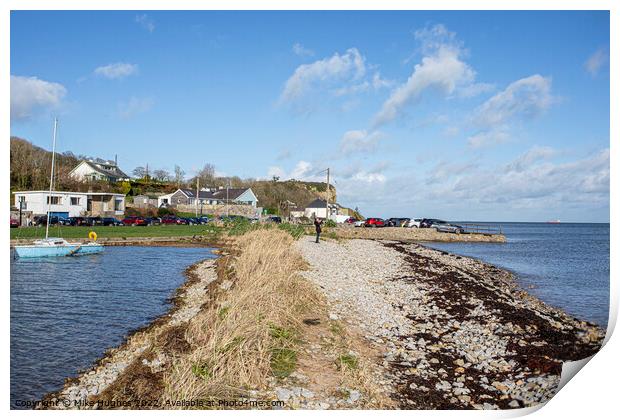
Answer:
10, 224, 218, 240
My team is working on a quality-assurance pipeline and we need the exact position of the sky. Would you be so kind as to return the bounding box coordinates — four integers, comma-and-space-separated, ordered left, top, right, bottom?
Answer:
10, 10, 610, 222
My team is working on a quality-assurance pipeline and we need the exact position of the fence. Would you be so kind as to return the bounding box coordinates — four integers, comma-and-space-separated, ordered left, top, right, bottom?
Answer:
459, 223, 503, 235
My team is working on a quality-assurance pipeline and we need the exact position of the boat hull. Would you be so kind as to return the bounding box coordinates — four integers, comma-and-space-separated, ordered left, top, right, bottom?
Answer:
13, 243, 104, 258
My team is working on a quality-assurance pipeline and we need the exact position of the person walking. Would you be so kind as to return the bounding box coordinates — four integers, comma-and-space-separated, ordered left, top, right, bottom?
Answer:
314, 217, 323, 243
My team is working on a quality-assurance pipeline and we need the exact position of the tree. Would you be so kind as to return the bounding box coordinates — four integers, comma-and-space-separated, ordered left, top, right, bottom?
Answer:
153, 169, 170, 182
133, 166, 147, 179
174, 165, 185, 188
196, 163, 215, 187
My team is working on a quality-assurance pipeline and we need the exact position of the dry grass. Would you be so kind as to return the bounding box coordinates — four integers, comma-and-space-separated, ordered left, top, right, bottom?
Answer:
163, 229, 321, 403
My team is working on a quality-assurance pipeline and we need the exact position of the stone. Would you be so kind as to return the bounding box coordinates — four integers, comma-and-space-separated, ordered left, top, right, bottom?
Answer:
347, 390, 361, 403
276, 388, 293, 401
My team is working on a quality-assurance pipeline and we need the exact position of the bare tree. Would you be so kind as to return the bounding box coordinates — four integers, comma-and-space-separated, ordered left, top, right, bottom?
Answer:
174, 165, 185, 188
196, 163, 215, 187
153, 169, 170, 182
133, 166, 147, 179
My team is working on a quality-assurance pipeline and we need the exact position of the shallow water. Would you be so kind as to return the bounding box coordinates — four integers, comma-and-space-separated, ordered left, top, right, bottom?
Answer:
10, 246, 217, 409
426, 223, 609, 328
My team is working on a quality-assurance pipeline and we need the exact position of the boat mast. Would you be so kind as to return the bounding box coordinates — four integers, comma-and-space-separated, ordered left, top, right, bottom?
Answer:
46, 118, 58, 240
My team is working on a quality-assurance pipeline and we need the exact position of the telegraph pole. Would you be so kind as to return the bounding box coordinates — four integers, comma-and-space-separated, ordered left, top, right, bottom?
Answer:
195, 177, 199, 217
325, 168, 330, 221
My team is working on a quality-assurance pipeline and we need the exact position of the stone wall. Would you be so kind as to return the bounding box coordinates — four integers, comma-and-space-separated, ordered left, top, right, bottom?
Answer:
175, 203, 261, 218
330, 226, 506, 243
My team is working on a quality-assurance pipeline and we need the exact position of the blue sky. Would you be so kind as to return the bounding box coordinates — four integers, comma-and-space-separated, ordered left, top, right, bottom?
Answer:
10, 10, 610, 222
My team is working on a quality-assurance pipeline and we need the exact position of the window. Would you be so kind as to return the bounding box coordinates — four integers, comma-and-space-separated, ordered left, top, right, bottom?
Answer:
47, 196, 61, 205
70, 197, 80, 206
114, 199, 122, 211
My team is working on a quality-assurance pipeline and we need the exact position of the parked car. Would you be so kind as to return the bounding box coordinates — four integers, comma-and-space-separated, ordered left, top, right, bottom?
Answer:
196, 216, 210, 224
10, 218, 19, 228
32, 215, 60, 226
344, 217, 358, 224
407, 218, 424, 228
102, 217, 123, 226
84, 216, 103, 226
122, 216, 148, 226
146, 217, 162, 226
175, 217, 190, 225
354, 220, 365, 227
431, 221, 465, 234
65, 216, 87, 226
364, 218, 385, 228
57, 216, 72, 226
186, 217, 200, 225
161, 215, 179, 224
385, 217, 410, 227
420, 218, 444, 228
265, 215, 282, 224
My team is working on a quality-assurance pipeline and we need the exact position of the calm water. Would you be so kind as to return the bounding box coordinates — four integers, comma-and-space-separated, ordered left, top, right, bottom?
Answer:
10, 246, 217, 408
427, 223, 609, 328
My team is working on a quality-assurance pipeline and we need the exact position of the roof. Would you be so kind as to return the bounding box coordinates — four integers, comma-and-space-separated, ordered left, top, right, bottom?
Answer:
306, 198, 340, 209
71, 160, 130, 179
14, 190, 125, 197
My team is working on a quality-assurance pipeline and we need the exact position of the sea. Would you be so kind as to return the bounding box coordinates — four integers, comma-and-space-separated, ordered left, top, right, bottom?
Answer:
10, 246, 217, 409
427, 222, 610, 329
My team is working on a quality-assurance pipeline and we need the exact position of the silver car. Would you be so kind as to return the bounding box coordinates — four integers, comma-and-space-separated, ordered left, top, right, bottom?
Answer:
431, 221, 465, 234
407, 218, 423, 228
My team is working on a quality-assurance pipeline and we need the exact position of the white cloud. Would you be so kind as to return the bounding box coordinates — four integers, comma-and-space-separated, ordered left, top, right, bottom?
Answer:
474, 74, 554, 128
94, 63, 138, 79
467, 129, 510, 148
136, 14, 155, 33
117, 96, 154, 119
292, 43, 314, 57
440, 148, 609, 209
339, 130, 385, 156
279, 48, 366, 104
10, 75, 67, 121
455, 82, 495, 98
351, 171, 386, 183
506, 145, 557, 172
374, 25, 477, 126
267, 161, 315, 181
584, 47, 609, 76
425, 161, 478, 185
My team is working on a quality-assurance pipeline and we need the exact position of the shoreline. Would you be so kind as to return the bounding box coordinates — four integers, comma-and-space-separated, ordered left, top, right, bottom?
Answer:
296, 237, 604, 409
40, 255, 223, 409
38, 233, 603, 410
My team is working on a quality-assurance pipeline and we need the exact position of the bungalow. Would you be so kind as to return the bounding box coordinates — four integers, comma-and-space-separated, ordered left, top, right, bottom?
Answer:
13, 190, 125, 218
69, 158, 130, 182
304, 198, 340, 220
158, 187, 258, 208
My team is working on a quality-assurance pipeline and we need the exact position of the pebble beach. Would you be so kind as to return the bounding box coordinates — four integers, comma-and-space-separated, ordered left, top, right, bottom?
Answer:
296, 237, 604, 409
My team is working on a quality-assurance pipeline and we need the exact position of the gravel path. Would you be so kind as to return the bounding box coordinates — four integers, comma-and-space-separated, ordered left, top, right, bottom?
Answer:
296, 236, 603, 410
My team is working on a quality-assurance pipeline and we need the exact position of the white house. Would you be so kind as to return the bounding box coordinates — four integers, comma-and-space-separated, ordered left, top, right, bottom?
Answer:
69, 158, 130, 182
13, 191, 126, 218
304, 198, 340, 220
158, 187, 259, 208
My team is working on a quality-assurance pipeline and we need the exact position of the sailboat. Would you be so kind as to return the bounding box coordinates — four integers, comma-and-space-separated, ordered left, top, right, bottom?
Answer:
13, 119, 104, 258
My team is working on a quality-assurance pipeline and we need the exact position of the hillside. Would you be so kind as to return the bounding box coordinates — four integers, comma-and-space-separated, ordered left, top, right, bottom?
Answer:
9, 137, 350, 215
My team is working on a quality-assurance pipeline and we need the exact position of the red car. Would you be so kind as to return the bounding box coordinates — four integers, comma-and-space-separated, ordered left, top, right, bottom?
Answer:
10, 218, 19, 228
344, 217, 358, 224
161, 215, 179, 225
364, 218, 385, 227
122, 216, 148, 226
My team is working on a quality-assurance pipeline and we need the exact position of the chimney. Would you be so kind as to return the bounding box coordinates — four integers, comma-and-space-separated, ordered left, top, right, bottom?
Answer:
115, 154, 118, 166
